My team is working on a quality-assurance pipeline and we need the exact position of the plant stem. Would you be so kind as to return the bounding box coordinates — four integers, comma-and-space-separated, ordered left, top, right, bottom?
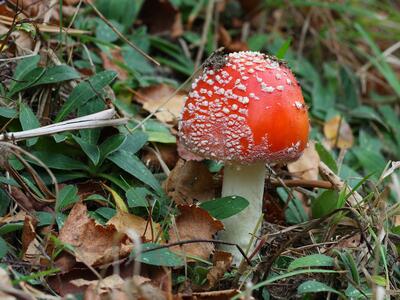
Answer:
219, 162, 265, 264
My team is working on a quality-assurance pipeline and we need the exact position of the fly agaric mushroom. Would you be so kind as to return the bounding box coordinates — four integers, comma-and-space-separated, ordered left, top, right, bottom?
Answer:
179, 51, 309, 263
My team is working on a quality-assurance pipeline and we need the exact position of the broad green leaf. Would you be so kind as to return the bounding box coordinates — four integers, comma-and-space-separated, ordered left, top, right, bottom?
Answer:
35, 211, 54, 226
99, 134, 127, 163
55, 70, 117, 122
312, 190, 339, 218
0, 189, 11, 217
29, 151, 85, 170
9, 65, 80, 96
350, 105, 387, 129
56, 185, 79, 211
147, 131, 176, 143
95, 0, 143, 28
288, 254, 334, 271
119, 131, 148, 154
199, 196, 249, 220
315, 142, 337, 173
0, 222, 24, 235
78, 98, 106, 144
56, 212, 67, 230
132, 242, 184, 267
0, 237, 9, 259
298, 280, 342, 296
8, 55, 40, 92
72, 135, 100, 165
0, 107, 17, 118
95, 207, 116, 220
126, 187, 151, 207
19, 102, 40, 146
248, 34, 268, 51
108, 150, 162, 194
95, 19, 122, 42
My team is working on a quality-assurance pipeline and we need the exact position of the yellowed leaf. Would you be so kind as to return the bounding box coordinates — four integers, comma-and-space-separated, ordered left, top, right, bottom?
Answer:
135, 84, 186, 124
107, 209, 160, 243
287, 141, 320, 180
323, 115, 354, 149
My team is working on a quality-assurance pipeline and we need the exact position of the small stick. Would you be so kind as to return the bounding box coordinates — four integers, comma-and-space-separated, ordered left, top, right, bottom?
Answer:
270, 179, 333, 189
0, 109, 127, 141
85, 0, 160, 66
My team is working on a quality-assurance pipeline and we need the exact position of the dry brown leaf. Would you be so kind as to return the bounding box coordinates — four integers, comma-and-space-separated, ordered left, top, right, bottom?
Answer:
0, 268, 16, 300
0, 210, 27, 225
207, 251, 232, 289
168, 205, 224, 260
100, 49, 128, 81
21, 215, 42, 264
287, 141, 320, 181
140, 0, 182, 38
58, 202, 131, 266
164, 160, 215, 205
323, 115, 354, 149
135, 84, 186, 124
107, 209, 160, 243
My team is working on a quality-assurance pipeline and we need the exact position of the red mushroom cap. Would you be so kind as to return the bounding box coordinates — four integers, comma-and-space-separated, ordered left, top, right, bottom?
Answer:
179, 51, 309, 164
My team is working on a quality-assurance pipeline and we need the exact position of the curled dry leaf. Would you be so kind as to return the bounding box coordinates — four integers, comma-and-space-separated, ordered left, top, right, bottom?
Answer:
207, 251, 233, 289
135, 84, 186, 124
323, 115, 354, 149
100, 49, 128, 81
188, 289, 241, 299
164, 159, 215, 205
21, 215, 42, 264
168, 205, 224, 260
58, 202, 131, 266
107, 209, 160, 243
287, 141, 320, 181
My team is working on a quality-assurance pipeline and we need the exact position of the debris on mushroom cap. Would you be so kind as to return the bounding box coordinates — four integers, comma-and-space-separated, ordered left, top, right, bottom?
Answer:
179, 51, 309, 164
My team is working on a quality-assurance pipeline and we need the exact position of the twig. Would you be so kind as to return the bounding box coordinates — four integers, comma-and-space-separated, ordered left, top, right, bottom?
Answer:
319, 161, 363, 205
194, 0, 215, 69
84, 0, 159, 66
0, 109, 127, 141
270, 179, 333, 189
133, 239, 252, 266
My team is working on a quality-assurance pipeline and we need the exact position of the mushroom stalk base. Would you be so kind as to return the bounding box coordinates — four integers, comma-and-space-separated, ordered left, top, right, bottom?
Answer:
219, 162, 265, 264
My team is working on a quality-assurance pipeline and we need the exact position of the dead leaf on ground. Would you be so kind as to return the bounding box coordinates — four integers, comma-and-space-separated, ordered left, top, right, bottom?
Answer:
58, 202, 131, 266
100, 49, 129, 81
168, 205, 224, 260
323, 115, 354, 149
207, 251, 232, 289
0, 268, 16, 300
140, 0, 183, 38
142, 143, 179, 170
107, 209, 160, 243
0, 210, 27, 225
21, 215, 43, 265
287, 141, 320, 181
164, 160, 215, 205
135, 84, 186, 124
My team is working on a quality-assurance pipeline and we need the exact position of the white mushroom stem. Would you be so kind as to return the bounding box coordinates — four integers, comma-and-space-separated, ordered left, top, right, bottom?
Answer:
219, 162, 266, 264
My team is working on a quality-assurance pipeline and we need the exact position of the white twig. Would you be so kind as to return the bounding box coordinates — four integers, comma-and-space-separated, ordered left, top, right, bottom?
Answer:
0, 109, 128, 141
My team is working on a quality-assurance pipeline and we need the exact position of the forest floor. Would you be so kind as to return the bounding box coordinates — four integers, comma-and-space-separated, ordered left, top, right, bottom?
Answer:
0, 0, 400, 299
